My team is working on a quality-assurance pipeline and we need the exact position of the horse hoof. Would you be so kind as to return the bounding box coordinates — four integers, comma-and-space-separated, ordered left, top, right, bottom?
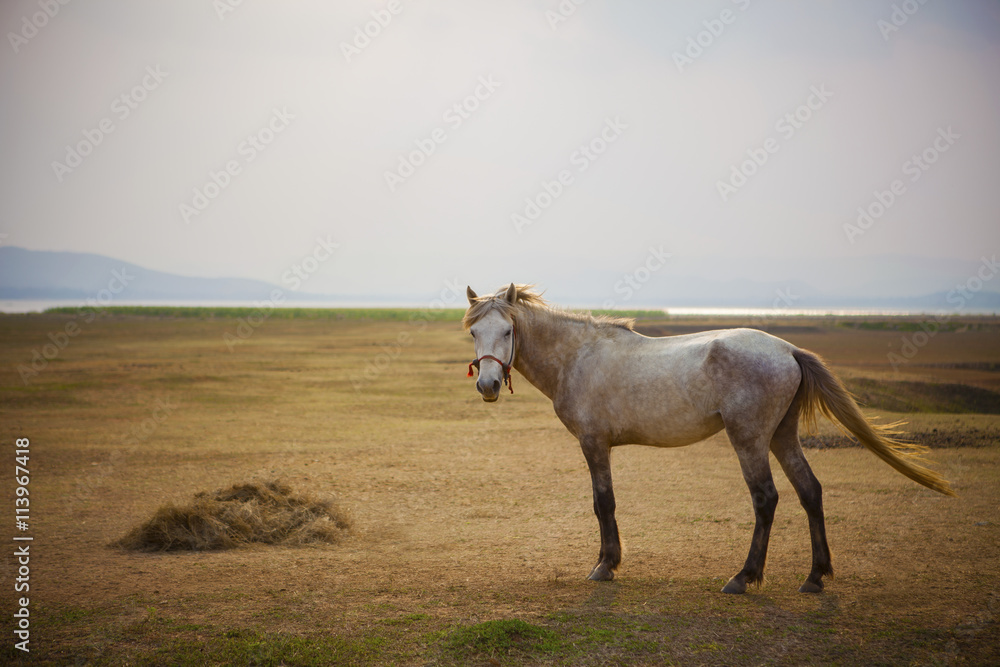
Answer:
798, 580, 823, 594
588, 564, 615, 581
721, 576, 746, 594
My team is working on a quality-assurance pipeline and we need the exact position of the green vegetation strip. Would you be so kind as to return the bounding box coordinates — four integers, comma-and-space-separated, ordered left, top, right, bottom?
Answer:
153, 629, 387, 667
43, 305, 467, 320
590, 309, 665, 319
38, 305, 666, 320
439, 619, 561, 662
20, 602, 981, 666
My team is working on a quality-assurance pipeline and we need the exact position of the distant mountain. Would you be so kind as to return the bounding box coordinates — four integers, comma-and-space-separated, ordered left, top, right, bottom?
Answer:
548, 253, 1000, 311
586, 275, 1000, 310
1, 246, 998, 311
0, 246, 320, 302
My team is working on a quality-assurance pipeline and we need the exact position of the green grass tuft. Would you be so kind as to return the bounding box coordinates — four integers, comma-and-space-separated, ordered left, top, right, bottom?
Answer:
441, 618, 560, 660
154, 629, 386, 666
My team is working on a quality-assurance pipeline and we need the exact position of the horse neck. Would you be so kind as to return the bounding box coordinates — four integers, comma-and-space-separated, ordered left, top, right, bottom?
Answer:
512, 307, 588, 400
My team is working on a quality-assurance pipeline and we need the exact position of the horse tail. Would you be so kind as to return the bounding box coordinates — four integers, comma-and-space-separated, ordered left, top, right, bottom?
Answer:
792, 348, 956, 497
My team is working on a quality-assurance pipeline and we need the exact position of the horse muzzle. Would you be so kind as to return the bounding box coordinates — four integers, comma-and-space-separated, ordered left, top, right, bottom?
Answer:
468, 354, 513, 402
477, 377, 502, 402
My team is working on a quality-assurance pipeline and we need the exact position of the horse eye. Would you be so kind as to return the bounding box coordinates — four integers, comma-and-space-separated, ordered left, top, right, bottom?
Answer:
504, 330, 511, 338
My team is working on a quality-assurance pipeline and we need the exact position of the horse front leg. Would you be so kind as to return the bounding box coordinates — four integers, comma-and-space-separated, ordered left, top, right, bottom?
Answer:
580, 435, 620, 581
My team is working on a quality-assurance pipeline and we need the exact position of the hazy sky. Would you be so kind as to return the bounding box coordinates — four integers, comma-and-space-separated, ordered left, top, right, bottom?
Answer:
2, 1, 999, 302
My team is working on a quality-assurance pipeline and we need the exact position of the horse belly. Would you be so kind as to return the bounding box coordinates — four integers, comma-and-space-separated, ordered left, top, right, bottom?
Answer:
586, 374, 724, 447
617, 408, 725, 448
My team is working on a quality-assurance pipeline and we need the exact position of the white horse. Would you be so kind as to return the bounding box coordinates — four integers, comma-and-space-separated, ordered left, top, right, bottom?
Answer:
464, 283, 954, 594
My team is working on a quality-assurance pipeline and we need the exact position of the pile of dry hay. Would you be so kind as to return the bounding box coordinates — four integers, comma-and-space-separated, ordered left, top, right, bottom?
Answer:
112, 479, 351, 552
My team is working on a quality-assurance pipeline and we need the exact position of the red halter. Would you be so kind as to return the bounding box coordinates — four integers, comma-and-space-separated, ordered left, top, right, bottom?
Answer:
467, 323, 516, 394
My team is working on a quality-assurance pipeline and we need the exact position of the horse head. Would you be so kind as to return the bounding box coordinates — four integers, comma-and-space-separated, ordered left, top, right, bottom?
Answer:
464, 283, 518, 402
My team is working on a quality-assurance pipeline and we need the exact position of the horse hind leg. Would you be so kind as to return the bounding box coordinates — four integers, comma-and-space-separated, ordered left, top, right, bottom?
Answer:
722, 434, 779, 594
770, 403, 833, 593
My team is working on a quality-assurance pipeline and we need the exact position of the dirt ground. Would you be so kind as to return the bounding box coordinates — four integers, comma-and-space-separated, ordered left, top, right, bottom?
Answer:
1, 313, 998, 665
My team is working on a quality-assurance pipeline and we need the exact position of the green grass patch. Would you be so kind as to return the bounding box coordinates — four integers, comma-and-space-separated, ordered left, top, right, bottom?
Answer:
37, 304, 668, 322
690, 641, 723, 653
587, 309, 666, 320
383, 612, 431, 626
151, 629, 386, 667
42, 305, 466, 321
49, 609, 387, 667
440, 619, 560, 662
36, 603, 112, 626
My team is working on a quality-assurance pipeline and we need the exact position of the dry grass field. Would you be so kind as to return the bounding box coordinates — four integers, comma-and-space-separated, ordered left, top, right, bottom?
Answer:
1, 310, 998, 665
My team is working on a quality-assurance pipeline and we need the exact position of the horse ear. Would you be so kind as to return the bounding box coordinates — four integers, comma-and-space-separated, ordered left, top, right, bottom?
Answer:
466, 286, 478, 305
504, 283, 517, 304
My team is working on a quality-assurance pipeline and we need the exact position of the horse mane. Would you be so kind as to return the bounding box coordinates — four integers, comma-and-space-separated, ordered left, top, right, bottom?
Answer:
462, 284, 545, 330
462, 284, 635, 332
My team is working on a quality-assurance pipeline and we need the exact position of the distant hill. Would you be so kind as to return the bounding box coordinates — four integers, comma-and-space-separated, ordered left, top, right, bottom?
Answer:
1, 246, 998, 310
0, 246, 302, 301
550, 254, 1000, 311
587, 275, 1000, 310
